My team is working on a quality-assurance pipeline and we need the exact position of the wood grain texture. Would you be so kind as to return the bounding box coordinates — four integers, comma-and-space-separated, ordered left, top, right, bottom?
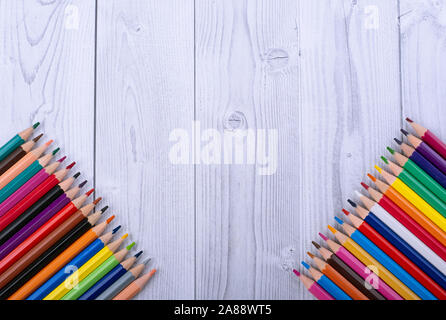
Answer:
95, 0, 195, 299
0, 0, 95, 190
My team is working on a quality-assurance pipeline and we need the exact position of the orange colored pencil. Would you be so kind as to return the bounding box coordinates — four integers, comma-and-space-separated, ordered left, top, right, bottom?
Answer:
112, 269, 156, 300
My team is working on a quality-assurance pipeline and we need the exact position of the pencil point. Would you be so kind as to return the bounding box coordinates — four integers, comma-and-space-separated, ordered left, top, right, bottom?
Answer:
106, 215, 115, 224
85, 188, 94, 196
342, 209, 350, 216
361, 182, 369, 190
45, 140, 54, 146
126, 242, 136, 250
319, 233, 328, 241
293, 269, 300, 277
112, 225, 121, 234
394, 138, 402, 145
334, 216, 344, 225
312, 241, 321, 249
33, 122, 40, 129
327, 225, 337, 234
354, 190, 363, 199
143, 257, 151, 265
33, 133, 43, 142
301, 261, 310, 269
387, 146, 395, 154
401, 128, 409, 136
367, 173, 377, 182
406, 117, 413, 123
93, 197, 102, 205
79, 180, 88, 188
121, 233, 129, 240
66, 161, 76, 169
374, 165, 382, 173
100, 206, 108, 213
58, 156, 67, 163
73, 172, 81, 179
347, 199, 357, 207
381, 156, 388, 164
307, 252, 315, 259
135, 250, 143, 258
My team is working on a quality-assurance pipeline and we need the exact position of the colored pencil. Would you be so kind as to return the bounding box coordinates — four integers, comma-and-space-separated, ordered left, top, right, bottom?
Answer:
328, 225, 418, 300
307, 252, 368, 300
26, 226, 120, 300
388, 147, 446, 202
79, 250, 142, 300
353, 192, 446, 289
403, 129, 446, 175
62, 242, 135, 300
0, 149, 59, 204
292, 270, 333, 300
0, 140, 53, 189
343, 208, 445, 299
312, 241, 384, 300
0, 133, 43, 176
0, 123, 39, 162
319, 233, 401, 300
0, 192, 97, 275
112, 269, 156, 300
44, 233, 127, 300
0, 176, 79, 248
406, 118, 446, 160
367, 174, 446, 248
95, 256, 150, 300
375, 166, 446, 231
396, 139, 446, 189
0, 159, 70, 217
0, 209, 105, 297
301, 261, 350, 300
0, 165, 72, 230
382, 156, 446, 216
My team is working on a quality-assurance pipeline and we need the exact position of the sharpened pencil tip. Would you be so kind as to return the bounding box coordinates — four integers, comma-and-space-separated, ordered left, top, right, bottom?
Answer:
361, 182, 369, 190
406, 117, 413, 123
121, 233, 129, 240
58, 156, 67, 163
394, 138, 402, 145
85, 188, 94, 196
126, 242, 135, 250
112, 225, 121, 234
79, 180, 88, 188
307, 252, 315, 259
319, 233, 328, 241
33, 133, 43, 142
354, 190, 363, 199
66, 162, 76, 169
301, 261, 310, 269
312, 241, 321, 249
93, 197, 102, 204
381, 156, 388, 164
135, 251, 143, 258
101, 206, 109, 213
347, 199, 357, 207
374, 165, 382, 173
33, 122, 40, 129
52, 147, 60, 155
73, 172, 81, 179
106, 215, 115, 224
342, 209, 350, 216
45, 140, 54, 146
334, 216, 344, 225
293, 269, 300, 277
143, 257, 151, 265
327, 225, 337, 234
367, 173, 377, 182
401, 128, 409, 136
387, 146, 395, 154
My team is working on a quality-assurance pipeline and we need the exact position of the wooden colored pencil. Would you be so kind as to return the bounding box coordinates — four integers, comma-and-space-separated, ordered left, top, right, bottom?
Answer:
0, 140, 53, 189
406, 118, 446, 160
95, 256, 149, 300
62, 242, 135, 300
307, 252, 368, 300
403, 129, 446, 175
312, 240, 385, 300
382, 156, 446, 216
79, 250, 141, 300
367, 174, 446, 248
25, 226, 120, 300
388, 147, 446, 202
292, 270, 333, 300
396, 139, 446, 189
301, 262, 350, 300
44, 233, 127, 300
375, 166, 446, 231
0, 133, 43, 176
353, 192, 446, 289
328, 225, 418, 300
319, 233, 401, 300
0, 166, 72, 230
0, 176, 79, 248
0, 209, 104, 296
112, 269, 156, 300
343, 208, 445, 299
0, 123, 39, 162
0, 192, 97, 275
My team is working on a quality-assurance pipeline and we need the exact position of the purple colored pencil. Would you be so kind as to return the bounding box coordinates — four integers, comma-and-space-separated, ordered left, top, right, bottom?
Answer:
0, 190, 76, 260
0, 158, 66, 218
403, 130, 446, 175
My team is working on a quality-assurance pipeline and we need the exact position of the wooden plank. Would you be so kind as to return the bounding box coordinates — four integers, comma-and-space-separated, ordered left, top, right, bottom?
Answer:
0, 1, 95, 188
95, 0, 195, 299
400, 0, 446, 139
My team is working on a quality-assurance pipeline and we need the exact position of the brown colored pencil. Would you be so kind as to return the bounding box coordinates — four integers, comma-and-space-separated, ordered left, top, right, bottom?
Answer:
0, 134, 43, 175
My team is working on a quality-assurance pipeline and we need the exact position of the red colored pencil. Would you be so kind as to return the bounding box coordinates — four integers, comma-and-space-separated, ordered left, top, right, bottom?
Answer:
406, 118, 446, 160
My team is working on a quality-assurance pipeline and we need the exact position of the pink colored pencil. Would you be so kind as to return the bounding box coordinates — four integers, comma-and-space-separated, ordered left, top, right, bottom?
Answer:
319, 232, 402, 300
293, 269, 334, 300
0, 158, 72, 218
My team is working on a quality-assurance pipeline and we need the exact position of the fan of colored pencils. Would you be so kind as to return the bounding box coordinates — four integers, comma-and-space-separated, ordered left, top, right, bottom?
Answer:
0, 123, 156, 300
294, 118, 446, 300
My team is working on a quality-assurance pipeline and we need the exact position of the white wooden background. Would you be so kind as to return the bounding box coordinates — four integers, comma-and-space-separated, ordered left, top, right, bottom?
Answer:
0, 0, 444, 300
